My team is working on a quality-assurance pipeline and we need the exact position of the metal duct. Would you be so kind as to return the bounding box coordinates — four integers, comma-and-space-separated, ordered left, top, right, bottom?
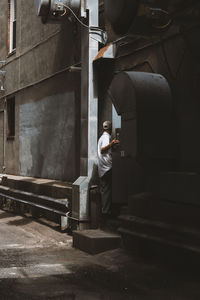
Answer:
107, 72, 175, 203
108, 71, 172, 117
104, 0, 139, 34
108, 72, 173, 161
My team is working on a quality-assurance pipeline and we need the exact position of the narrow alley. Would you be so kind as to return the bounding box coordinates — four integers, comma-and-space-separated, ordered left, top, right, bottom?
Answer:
0, 0, 200, 298
0, 209, 199, 299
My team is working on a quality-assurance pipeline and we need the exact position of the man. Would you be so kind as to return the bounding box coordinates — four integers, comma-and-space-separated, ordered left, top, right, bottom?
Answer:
97, 121, 119, 216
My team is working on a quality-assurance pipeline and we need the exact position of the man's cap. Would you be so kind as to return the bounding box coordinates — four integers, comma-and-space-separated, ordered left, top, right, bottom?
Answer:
103, 120, 112, 130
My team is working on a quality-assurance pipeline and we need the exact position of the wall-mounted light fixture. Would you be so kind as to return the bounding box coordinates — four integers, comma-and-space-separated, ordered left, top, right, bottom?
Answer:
34, 0, 80, 23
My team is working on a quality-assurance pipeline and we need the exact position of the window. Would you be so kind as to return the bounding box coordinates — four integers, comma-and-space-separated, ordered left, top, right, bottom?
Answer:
8, 0, 16, 54
7, 97, 15, 138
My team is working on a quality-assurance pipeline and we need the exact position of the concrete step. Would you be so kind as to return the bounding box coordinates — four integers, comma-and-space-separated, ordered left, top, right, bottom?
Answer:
100, 217, 122, 233
119, 225, 200, 265
120, 206, 129, 215
128, 193, 200, 228
119, 213, 200, 265
73, 229, 121, 254
1, 175, 72, 200
147, 172, 200, 206
0, 185, 69, 215
119, 191, 200, 263
119, 215, 200, 248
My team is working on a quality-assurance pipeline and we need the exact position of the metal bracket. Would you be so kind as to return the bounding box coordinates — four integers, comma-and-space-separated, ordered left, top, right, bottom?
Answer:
90, 28, 107, 45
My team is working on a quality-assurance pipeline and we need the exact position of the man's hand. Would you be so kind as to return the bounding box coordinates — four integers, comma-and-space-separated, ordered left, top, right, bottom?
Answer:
111, 139, 120, 146
101, 139, 120, 154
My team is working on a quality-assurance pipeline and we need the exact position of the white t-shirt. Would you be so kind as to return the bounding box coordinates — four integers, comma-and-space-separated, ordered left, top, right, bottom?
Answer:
97, 132, 112, 178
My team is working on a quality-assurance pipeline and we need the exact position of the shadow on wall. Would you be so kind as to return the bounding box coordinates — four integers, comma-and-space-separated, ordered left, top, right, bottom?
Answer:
19, 91, 77, 182
53, 17, 81, 71
19, 17, 81, 182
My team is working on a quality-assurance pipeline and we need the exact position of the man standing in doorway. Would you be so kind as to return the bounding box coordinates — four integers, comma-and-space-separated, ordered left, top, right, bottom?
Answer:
97, 121, 119, 217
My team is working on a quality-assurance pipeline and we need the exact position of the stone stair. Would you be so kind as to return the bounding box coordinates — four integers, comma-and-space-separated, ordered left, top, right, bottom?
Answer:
119, 190, 200, 264
72, 186, 122, 254
126, 192, 200, 228
1, 175, 72, 199
73, 229, 121, 254
0, 175, 72, 229
73, 172, 200, 258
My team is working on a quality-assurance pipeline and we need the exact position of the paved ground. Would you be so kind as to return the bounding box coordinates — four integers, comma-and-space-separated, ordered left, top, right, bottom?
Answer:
0, 209, 200, 299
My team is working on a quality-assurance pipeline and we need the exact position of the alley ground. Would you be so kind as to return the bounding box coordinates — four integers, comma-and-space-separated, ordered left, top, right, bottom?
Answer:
0, 209, 200, 299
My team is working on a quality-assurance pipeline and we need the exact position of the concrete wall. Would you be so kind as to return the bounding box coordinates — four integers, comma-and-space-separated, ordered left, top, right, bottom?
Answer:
19, 91, 76, 180
0, 0, 81, 181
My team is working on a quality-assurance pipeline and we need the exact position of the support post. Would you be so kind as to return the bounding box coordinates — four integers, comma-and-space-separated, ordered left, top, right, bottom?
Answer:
72, 0, 99, 225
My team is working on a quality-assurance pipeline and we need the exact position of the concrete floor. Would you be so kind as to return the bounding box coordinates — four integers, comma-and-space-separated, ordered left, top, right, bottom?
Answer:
0, 209, 200, 299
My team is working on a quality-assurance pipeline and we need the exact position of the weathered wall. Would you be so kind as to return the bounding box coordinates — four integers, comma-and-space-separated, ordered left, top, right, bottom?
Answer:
19, 92, 76, 180
0, 0, 81, 180
0, 113, 4, 170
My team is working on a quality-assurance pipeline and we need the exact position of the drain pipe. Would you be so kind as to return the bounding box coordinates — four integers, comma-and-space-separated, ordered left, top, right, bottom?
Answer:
0, 65, 6, 175
3, 99, 6, 173
72, 0, 99, 229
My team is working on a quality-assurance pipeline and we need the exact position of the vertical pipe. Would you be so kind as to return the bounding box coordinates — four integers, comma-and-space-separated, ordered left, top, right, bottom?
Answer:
0, 99, 6, 173
72, 0, 99, 223
3, 99, 6, 173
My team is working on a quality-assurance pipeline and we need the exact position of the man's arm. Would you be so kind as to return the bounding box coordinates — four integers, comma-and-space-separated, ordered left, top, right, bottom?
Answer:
101, 139, 120, 154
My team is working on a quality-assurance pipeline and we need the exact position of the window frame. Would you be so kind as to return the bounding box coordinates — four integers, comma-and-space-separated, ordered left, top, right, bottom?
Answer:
8, 0, 16, 54
6, 97, 15, 139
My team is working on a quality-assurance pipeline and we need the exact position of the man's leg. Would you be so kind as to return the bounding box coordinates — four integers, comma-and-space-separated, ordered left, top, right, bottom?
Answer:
100, 169, 112, 215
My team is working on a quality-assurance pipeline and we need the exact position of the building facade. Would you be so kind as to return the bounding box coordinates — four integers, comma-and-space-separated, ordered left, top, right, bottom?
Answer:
0, 0, 81, 182
1, 0, 200, 216
1, 1, 200, 255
